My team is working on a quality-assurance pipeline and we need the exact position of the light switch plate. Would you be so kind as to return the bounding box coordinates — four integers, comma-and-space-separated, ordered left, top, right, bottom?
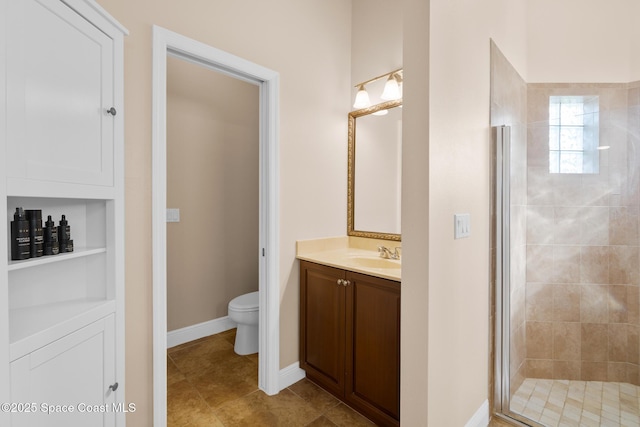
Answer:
454, 213, 470, 239
166, 208, 180, 223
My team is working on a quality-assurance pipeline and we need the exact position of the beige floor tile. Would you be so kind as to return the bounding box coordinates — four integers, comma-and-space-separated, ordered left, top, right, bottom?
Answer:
213, 389, 321, 426
170, 337, 236, 377
512, 378, 640, 427
168, 355, 186, 386
305, 415, 339, 426
167, 379, 224, 427
168, 335, 217, 355
168, 329, 377, 426
323, 403, 376, 427
189, 355, 259, 409
488, 417, 517, 427
288, 379, 341, 413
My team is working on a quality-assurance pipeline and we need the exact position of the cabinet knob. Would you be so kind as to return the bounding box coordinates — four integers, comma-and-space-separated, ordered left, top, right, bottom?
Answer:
344, 280, 350, 286
336, 279, 350, 287
106, 107, 117, 116
109, 382, 119, 392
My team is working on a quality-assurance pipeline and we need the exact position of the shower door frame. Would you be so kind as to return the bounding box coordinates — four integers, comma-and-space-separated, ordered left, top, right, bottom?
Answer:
493, 125, 543, 427
494, 125, 511, 414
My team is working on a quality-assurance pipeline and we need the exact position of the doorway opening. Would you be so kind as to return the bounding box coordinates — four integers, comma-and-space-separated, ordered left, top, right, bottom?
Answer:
151, 26, 280, 427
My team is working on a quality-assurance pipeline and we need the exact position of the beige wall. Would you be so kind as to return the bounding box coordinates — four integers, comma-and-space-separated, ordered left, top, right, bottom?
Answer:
350, 0, 402, 237
633, 2, 640, 79
526, 0, 635, 83
351, 0, 403, 106
166, 57, 259, 331
416, 0, 527, 425
97, 0, 352, 424
94, 0, 640, 425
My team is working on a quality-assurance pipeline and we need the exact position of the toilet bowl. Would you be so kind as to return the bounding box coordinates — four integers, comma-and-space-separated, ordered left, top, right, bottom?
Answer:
228, 291, 259, 355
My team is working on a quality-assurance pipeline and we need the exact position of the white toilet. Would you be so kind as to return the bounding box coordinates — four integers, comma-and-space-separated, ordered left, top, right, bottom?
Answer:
228, 291, 259, 355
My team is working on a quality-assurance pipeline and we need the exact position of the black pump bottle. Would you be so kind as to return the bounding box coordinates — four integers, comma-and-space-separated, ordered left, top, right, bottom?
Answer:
11, 207, 30, 260
58, 215, 72, 253
44, 215, 59, 256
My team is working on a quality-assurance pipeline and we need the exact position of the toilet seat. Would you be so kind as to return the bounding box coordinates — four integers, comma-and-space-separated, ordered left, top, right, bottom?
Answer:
229, 291, 258, 312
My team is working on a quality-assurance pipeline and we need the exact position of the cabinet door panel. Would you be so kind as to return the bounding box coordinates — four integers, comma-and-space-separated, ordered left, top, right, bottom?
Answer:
346, 272, 400, 425
6, 0, 114, 187
10, 315, 116, 427
299, 262, 346, 397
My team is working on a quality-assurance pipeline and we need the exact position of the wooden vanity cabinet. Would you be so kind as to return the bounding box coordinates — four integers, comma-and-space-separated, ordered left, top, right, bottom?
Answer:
299, 260, 400, 427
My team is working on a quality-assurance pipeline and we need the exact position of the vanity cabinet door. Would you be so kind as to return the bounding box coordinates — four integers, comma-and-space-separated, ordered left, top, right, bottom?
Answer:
345, 271, 400, 427
299, 261, 401, 426
299, 261, 347, 398
10, 315, 117, 427
6, 0, 115, 187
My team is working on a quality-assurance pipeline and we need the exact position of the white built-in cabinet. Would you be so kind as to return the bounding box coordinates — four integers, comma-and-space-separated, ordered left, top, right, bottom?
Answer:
0, 0, 127, 426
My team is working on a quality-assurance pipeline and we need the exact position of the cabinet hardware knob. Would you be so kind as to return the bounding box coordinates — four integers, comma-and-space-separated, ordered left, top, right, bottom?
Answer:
106, 107, 117, 116
337, 279, 343, 286
109, 382, 119, 392
344, 280, 350, 286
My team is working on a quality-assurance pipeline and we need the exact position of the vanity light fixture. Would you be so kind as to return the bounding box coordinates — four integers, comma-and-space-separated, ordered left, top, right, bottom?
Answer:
353, 84, 371, 109
353, 68, 403, 109
380, 72, 402, 100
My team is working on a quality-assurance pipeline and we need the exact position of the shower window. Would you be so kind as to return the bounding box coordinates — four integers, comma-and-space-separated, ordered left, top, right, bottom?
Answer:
549, 95, 599, 174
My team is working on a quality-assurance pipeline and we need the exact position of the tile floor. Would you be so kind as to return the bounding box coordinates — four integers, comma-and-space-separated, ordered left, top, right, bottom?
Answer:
167, 329, 376, 426
510, 378, 640, 427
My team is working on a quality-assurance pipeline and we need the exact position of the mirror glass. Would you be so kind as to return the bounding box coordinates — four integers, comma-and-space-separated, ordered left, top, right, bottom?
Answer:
348, 100, 402, 241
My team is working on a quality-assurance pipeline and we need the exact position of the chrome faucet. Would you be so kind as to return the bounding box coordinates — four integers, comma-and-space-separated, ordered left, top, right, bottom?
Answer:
378, 246, 401, 260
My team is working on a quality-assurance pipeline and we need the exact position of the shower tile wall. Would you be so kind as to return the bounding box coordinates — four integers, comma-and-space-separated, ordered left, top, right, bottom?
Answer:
490, 41, 528, 397
525, 83, 640, 385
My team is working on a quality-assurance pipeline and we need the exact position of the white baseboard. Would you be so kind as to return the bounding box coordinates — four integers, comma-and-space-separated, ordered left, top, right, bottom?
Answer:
167, 316, 237, 348
465, 399, 489, 427
278, 362, 306, 390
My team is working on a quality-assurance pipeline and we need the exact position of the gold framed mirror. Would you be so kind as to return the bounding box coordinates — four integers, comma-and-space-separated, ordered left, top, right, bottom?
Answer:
348, 100, 402, 241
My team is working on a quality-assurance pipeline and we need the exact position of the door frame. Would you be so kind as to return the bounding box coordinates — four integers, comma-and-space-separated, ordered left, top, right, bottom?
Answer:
151, 26, 280, 426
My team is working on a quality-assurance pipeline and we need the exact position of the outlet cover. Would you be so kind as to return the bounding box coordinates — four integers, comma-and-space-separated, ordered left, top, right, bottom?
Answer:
454, 213, 470, 239
166, 208, 180, 223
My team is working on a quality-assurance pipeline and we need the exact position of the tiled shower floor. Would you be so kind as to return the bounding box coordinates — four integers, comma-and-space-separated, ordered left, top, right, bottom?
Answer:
511, 378, 640, 426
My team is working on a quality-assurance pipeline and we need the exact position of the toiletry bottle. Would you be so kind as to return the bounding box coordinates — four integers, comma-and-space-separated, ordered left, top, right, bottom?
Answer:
26, 209, 44, 258
44, 215, 59, 255
58, 215, 72, 253
11, 207, 30, 260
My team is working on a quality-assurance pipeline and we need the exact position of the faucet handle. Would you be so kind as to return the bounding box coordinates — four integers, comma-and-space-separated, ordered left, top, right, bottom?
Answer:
378, 246, 390, 258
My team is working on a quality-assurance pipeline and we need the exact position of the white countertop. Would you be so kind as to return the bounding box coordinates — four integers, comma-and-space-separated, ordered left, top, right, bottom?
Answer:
296, 236, 401, 282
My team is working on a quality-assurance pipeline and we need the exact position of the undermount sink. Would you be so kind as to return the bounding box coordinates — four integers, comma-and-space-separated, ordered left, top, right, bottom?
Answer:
347, 255, 401, 270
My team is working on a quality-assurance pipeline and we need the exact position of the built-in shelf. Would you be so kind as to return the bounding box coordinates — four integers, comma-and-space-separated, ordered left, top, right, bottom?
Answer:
6, 177, 115, 200
8, 247, 107, 271
9, 298, 116, 361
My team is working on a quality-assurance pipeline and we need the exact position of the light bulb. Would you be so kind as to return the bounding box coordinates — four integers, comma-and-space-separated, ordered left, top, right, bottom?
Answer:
381, 74, 401, 100
353, 85, 371, 109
